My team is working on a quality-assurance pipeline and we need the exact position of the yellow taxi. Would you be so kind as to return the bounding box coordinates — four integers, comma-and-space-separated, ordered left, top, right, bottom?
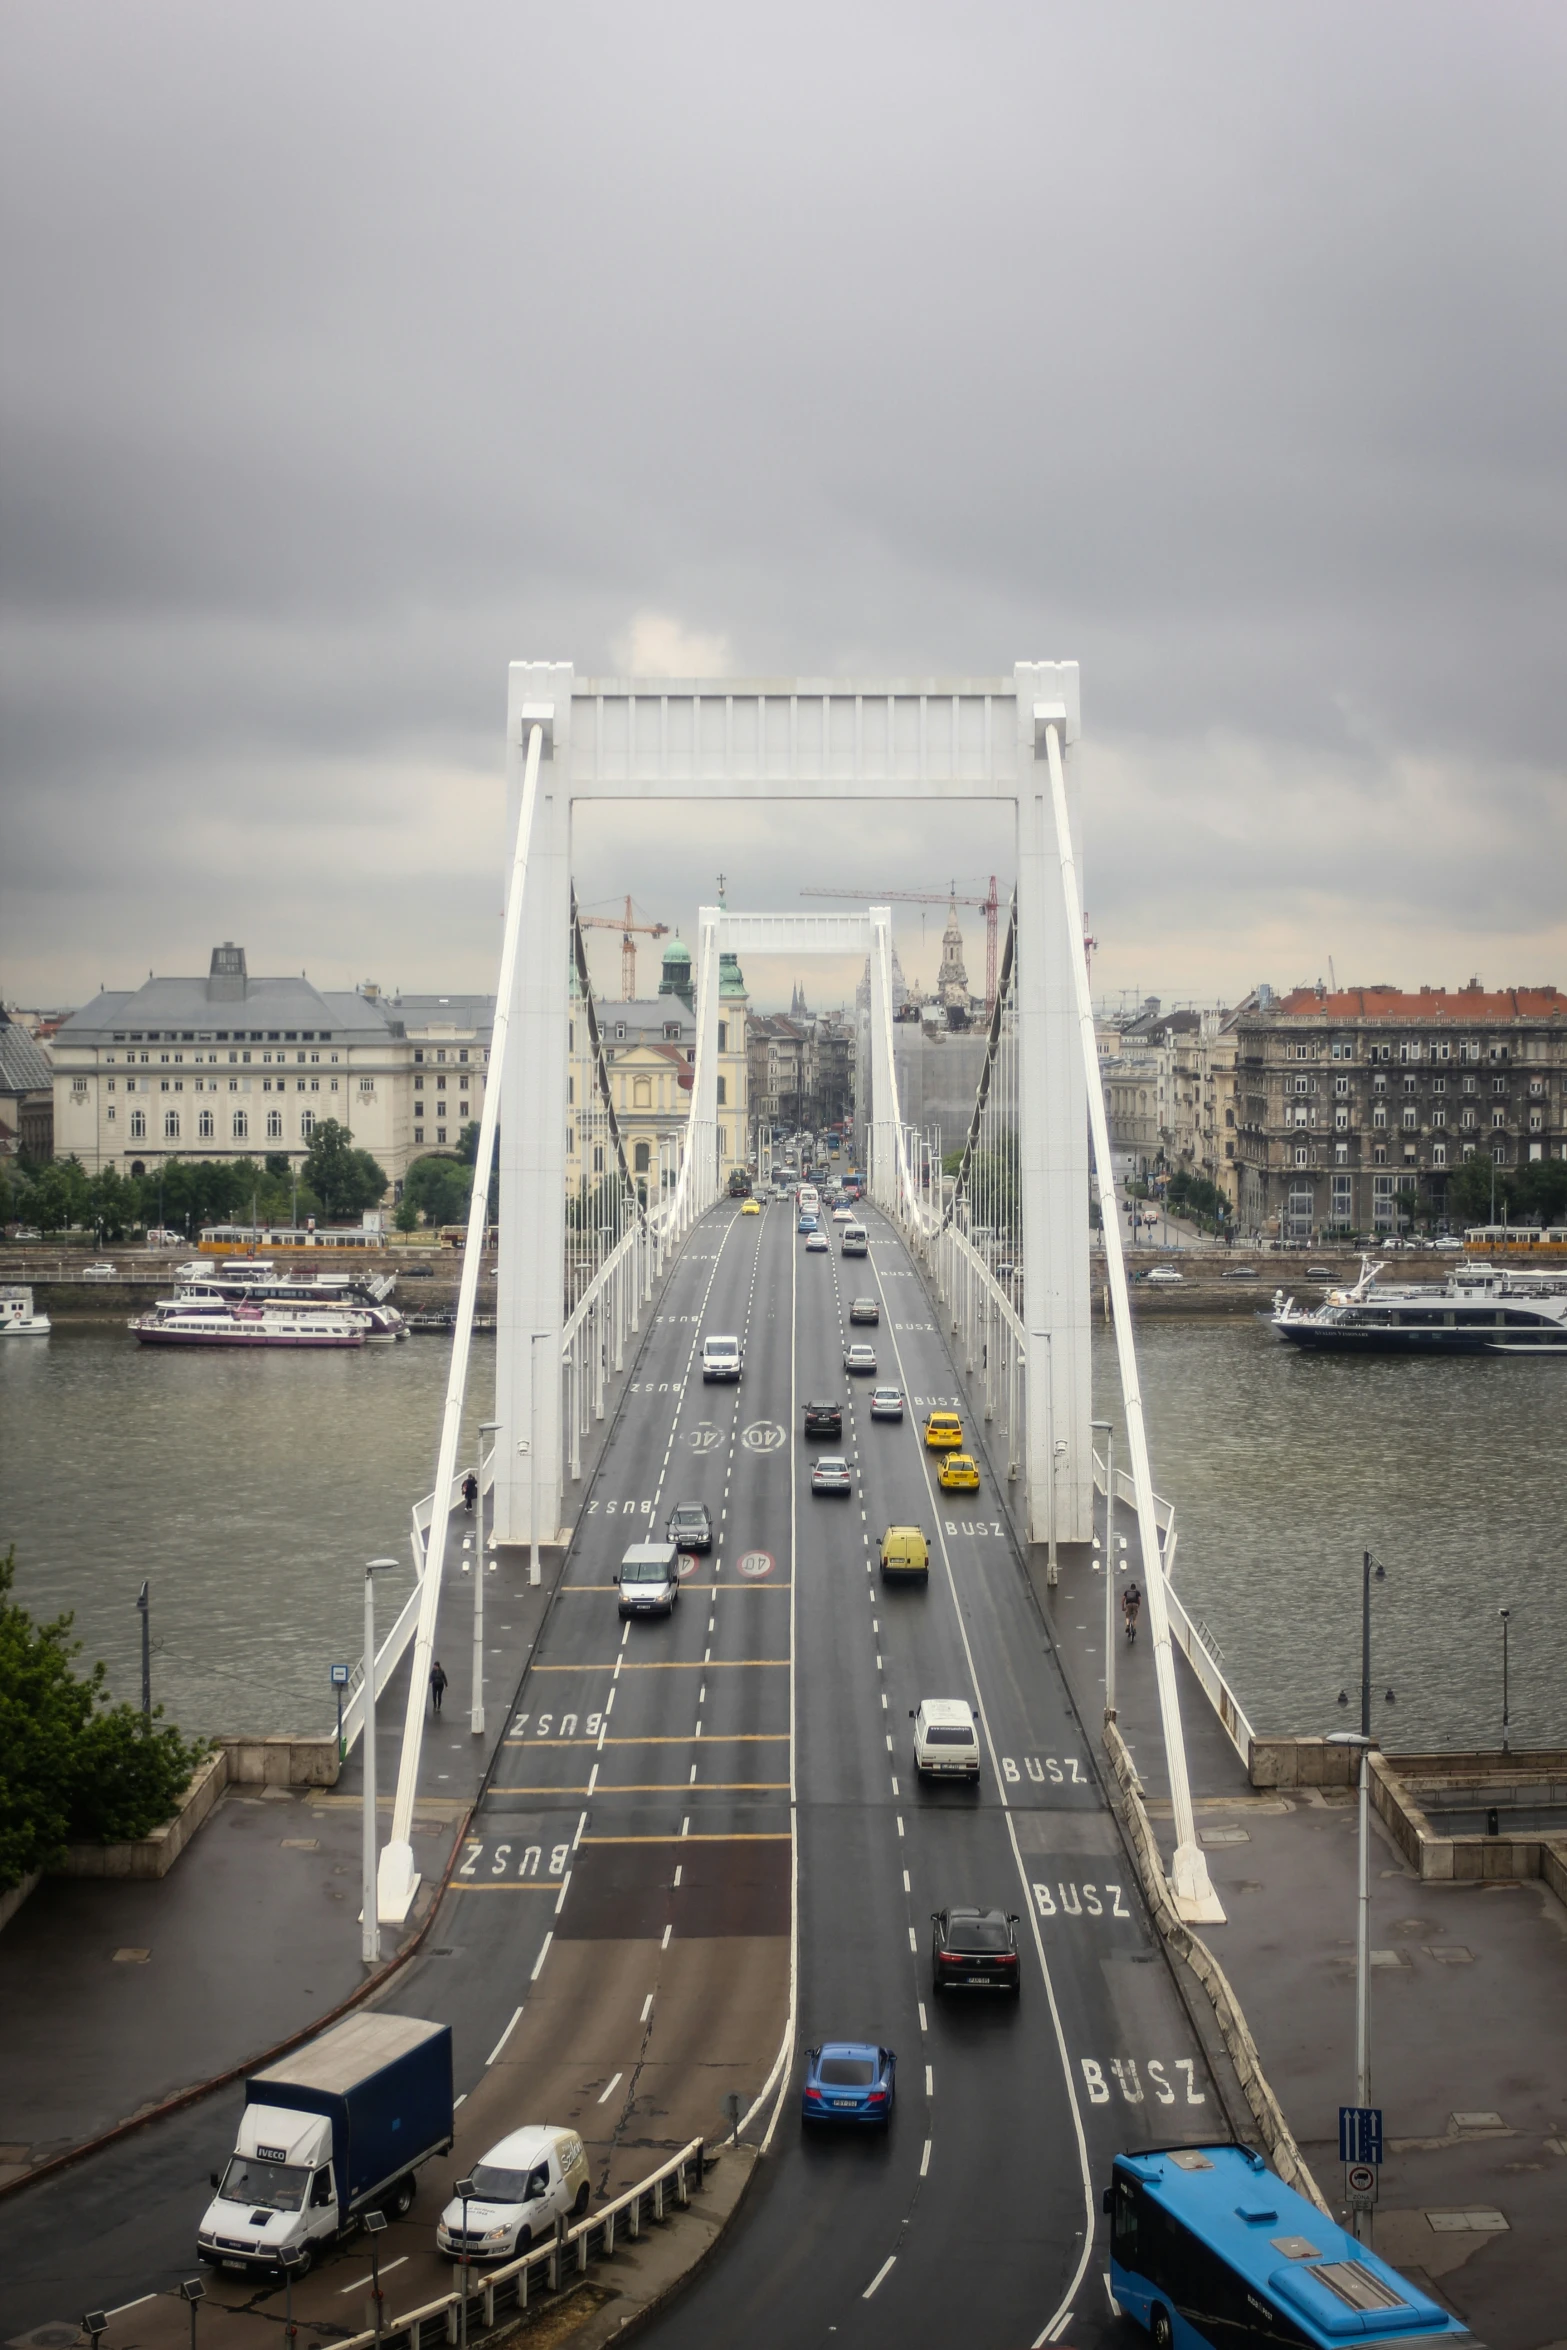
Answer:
741, 1198, 761, 1215
923, 1410, 964, 1451
937, 1452, 980, 1492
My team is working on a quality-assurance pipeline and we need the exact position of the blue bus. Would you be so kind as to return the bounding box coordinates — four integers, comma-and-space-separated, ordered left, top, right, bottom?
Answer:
1107, 2144, 1479, 2347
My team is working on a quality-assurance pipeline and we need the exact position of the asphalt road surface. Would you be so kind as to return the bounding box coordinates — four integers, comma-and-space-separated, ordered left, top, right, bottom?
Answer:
2, 1198, 1221, 2348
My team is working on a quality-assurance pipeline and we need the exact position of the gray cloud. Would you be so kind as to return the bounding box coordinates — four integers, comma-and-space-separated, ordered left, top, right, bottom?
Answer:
2, 0, 1563, 1010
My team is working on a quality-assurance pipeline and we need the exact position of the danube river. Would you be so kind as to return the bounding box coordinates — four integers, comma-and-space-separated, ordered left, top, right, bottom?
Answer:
1, 1317, 1560, 1750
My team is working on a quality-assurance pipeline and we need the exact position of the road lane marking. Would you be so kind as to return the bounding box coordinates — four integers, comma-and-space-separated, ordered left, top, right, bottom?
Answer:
918, 2003, 928, 2032
641, 1993, 654, 2020
505, 1732, 789, 1746
925, 2065, 934, 2097
903, 1870, 910, 1892
896, 1815, 904, 1836
920, 2138, 931, 2177
586, 1763, 599, 1795
673, 1864, 682, 1886
554, 1870, 571, 1914
863, 2255, 897, 2299
580, 1831, 791, 1843
907, 1927, 917, 1951
661, 1922, 673, 1949
597, 2071, 624, 2103
530, 1930, 553, 1979
533, 1659, 787, 1670
338, 2255, 409, 2294
486, 2005, 524, 2065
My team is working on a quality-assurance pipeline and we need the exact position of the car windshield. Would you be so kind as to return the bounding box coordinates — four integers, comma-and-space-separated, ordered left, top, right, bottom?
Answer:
926, 1725, 975, 1746
944, 1916, 1010, 1951
818, 2057, 876, 2086
220, 2156, 310, 2212
623, 1559, 671, 1583
467, 2161, 542, 2203
670, 1508, 705, 1527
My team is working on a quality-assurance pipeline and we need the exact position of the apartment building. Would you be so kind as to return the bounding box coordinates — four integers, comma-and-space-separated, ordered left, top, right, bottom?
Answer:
1233, 982, 1567, 1241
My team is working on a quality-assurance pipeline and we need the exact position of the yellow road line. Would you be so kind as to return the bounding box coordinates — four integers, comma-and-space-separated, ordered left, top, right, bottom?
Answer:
579, 1833, 791, 1844
493, 1782, 790, 1795
531, 1660, 787, 1671
448, 1882, 563, 1893
503, 1733, 789, 1748
558, 1583, 790, 1593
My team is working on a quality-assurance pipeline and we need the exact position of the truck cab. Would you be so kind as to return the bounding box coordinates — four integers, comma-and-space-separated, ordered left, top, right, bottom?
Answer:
200, 2104, 342, 2273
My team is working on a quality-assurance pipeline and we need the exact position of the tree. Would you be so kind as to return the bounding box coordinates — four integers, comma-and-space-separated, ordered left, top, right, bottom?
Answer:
403, 1153, 472, 1228
1445, 1152, 1503, 1226
0, 1549, 207, 1891
301, 1120, 387, 1219
394, 1195, 421, 1233
25, 1157, 92, 1235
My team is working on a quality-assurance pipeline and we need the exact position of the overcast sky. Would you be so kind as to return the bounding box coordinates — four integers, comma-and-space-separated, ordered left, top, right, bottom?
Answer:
2, 0, 1563, 1018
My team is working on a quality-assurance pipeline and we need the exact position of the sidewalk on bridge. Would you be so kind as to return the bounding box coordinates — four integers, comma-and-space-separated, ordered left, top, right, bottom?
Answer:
0, 1274, 673, 2193
1037, 1535, 1567, 2350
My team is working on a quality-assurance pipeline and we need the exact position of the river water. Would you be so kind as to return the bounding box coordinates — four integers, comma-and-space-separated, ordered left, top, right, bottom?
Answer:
1, 1318, 1560, 1750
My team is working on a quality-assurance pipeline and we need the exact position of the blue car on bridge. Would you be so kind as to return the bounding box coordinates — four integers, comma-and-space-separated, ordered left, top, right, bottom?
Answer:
801, 2043, 895, 2127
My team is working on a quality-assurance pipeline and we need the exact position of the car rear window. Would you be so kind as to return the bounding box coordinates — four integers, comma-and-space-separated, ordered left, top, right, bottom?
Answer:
944, 1917, 1010, 1951
926, 1725, 975, 1746
818, 2058, 875, 2086
929, 1415, 959, 1429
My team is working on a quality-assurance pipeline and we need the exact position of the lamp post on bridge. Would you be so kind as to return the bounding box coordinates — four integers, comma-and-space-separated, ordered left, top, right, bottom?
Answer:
471, 1419, 500, 1735
1092, 1419, 1115, 1718
361, 1557, 399, 1966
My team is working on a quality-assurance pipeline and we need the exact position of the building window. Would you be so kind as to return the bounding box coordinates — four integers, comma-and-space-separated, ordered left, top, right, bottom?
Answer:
593, 1144, 605, 1173
633, 1077, 652, 1109
1373, 1144, 1387, 1165
1462, 1109, 1476, 1129
1530, 1111, 1543, 1132
718, 1022, 728, 1052
163, 1110, 180, 1139
1334, 1142, 1348, 1164
436, 1127, 447, 1144
717, 1077, 728, 1107
1492, 1109, 1506, 1130
1433, 1143, 1447, 1167
1294, 1145, 1308, 1166
1402, 1074, 1417, 1093
1432, 1076, 1447, 1095
634, 1141, 651, 1172
1333, 1076, 1349, 1097
413, 1048, 424, 1063
267, 1109, 283, 1139
198, 1109, 214, 1139
414, 1127, 424, 1144
71, 1076, 87, 1096
1372, 1074, 1387, 1095
233, 1110, 249, 1140
130, 1110, 146, 1139
414, 1074, 424, 1091
1402, 1107, 1417, 1129
301, 1110, 315, 1140
1432, 1107, 1446, 1129
1373, 1107, 1387, 1129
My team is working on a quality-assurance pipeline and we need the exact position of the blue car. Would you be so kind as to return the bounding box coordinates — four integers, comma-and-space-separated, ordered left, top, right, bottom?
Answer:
801, 2042, 896, 2127
797, 1213, 819, 1234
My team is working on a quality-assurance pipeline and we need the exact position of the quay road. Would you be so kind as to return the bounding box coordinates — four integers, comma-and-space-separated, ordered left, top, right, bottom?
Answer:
2, 1199, 1225, 2349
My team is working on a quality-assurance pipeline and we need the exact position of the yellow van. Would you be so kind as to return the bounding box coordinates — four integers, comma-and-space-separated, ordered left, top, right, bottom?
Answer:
879, 1526, 930, 1584
923, 1411, 964, 1451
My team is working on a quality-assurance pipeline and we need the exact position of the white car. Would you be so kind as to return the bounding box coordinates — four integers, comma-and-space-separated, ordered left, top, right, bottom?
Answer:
910, 1697, 981, 1784
81, 1263, 118, 1279
1144, 1266, 1184, 1284
832, 1206, 854, 1223
843, 1342, 878, 1375
437, 2126, 590, 2262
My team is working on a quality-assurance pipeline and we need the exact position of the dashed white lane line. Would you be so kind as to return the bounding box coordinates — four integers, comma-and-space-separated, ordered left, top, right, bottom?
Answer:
485, 2005, 524, 2066
902, 1869, 911, 1892
896, 1815, 905, 1837
641, 1993, 655, 2021
918, 2002, 928, 2033
907, 1926, 917, 1952
925, 2065, 934, 2097
554, 1870, 571, 1915
597, 2070, 624, 2104
920, 2138, 932, 2178
530, 1930, 553, 1980
864, 2255, 897, 2300
661, 1922, 673, 1950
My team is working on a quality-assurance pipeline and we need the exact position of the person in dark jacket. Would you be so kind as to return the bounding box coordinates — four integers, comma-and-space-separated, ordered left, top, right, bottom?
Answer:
462, 1470, 478, 1514
430, 1659, 449, 1711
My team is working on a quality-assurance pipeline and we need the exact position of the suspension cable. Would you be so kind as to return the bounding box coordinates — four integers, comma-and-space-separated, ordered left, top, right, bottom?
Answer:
939, 896, 1017, 1232
570, 894, 649, 1231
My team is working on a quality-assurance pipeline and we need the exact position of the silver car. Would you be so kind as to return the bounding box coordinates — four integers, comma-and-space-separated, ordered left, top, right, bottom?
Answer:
843, 1342, 878, 1375
810, 1455, 853, 1495
869, 1386, 904, 1420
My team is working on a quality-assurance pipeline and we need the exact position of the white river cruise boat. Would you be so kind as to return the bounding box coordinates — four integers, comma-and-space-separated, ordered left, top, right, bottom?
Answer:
130, 1299, 366, 1349
1271, 1257, 1567, 1355
1, 1286, 51, 1336
175, 1269, 406, 1341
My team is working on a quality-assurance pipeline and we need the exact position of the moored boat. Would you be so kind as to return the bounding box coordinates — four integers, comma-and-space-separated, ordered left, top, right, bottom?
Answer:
1, 1285, 51, 1337
1271, 1256, 1567, 1355
176, 1269, 406, 1340
130, 1300, 365, 1348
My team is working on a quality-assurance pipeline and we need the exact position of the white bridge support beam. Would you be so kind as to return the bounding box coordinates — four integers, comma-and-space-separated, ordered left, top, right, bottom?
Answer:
495, 661, 574, 1548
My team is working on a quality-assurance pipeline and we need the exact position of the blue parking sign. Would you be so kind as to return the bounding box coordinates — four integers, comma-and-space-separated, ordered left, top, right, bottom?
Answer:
1339, 2106, 1383, 2165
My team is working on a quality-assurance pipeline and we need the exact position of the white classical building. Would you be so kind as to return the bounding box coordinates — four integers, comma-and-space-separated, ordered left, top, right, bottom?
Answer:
49, 945, 496, 1189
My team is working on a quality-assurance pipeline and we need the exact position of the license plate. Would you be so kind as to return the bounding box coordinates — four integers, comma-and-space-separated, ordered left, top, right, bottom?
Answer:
832, 2098, 856, 2108
966, 1974, 990, 1984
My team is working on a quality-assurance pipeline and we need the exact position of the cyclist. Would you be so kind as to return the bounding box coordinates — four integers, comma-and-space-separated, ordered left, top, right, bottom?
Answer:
1121, 1581, 1142, 1643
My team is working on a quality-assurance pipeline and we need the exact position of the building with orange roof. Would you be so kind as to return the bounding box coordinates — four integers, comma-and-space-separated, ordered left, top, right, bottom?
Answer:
1232, 981, 1566, 1241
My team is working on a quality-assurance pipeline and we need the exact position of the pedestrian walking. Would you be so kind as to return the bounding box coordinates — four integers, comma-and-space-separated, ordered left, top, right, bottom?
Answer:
462, 1470, 478, 1514
430, 1658, 448, 1712
1121, 1583, 1142, 1643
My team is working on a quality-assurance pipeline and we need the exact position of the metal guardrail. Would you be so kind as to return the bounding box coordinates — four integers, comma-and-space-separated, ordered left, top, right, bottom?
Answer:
333, 2137, 707, 2349
1093, 1455, 1256, 1765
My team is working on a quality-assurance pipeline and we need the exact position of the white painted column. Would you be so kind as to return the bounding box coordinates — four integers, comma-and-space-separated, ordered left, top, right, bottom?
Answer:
688, 909, 722, 1219
495, 661, 574, 1545
1015, 661, 1091, 1544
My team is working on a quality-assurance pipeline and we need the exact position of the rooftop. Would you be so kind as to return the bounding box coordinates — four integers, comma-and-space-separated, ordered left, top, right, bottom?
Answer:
1262, 984, 1566, 1024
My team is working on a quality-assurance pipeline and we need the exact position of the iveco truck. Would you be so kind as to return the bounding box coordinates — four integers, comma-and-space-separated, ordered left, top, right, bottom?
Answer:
197, 2012, 453, 2277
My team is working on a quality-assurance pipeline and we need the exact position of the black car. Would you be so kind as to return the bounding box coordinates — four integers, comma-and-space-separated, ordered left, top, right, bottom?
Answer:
666, 1501, 713, 1552
930, 1906, 1021, 1995
848, 1297, 880, 1325
803, 1399, 842, 1439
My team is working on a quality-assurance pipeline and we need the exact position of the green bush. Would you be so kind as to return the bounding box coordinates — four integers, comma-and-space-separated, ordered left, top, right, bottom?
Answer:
0, 1549, 208, 1891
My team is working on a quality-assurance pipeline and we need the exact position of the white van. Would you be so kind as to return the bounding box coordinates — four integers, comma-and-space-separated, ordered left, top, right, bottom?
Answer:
437, 2125, 590, 2261
910, 1697, 981, 1783
840, 1223, 868, 1258
701, 1333, 742, 1382
618, 1540, 682, 1619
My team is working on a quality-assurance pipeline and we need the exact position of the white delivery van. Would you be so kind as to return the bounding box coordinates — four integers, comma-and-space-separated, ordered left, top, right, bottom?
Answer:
437, 2125, 590, 2262
618, 1540, 682, 1619
840, 1223, 868, 1257
701, 1333, 742, 1382
910, 1697, 981, 1784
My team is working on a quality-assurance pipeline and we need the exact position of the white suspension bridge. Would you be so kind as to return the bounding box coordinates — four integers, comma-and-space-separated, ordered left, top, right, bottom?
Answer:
343, 663, 1229, 1940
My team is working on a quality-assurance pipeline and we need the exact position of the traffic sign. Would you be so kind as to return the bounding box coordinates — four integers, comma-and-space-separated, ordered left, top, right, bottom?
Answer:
1339, 2106, 1383, 2165
1346, 2163, 1377, 2197
329, 1663, 350, 1687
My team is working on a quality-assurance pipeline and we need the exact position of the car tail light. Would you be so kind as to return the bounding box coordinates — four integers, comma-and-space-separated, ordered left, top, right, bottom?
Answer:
999, 1951, 1018, 1965
866, 2089, 889, 2105
804, 2086, 823, 2103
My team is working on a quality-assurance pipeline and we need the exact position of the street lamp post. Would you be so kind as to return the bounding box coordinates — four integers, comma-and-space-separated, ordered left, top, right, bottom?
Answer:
1092, 1420, 1115, 1718
1032, 1329, 1057, 1586
137, 1579, 151, 1718
1499, 1607, 1511, 1752
454, 2175, 476, 2350
528, 1333, 543, 1589
1327, 1727, 1374, 2234
363, 2207, 388, 2347
361, 1558, 399, 1966
472, 1420, 500, 1735
280, 2243, 302, 2350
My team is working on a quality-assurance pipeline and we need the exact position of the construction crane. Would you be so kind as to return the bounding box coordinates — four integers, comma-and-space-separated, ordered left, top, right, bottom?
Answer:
801, 878, 1003, 1012
578, 897, 670, 1000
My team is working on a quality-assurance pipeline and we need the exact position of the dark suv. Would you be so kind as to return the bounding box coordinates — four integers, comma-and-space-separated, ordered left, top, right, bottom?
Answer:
930, 1906, 1021, 1995
803, 1399, 842, 1439
666, 1501, 713, 1552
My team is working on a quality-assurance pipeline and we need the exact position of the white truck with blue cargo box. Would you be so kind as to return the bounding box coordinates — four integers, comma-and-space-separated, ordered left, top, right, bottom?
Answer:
197, 2011, 453, 2276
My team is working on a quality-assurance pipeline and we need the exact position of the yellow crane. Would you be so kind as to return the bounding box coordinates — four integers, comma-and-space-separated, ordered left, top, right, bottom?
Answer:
579, 897, 670, 1000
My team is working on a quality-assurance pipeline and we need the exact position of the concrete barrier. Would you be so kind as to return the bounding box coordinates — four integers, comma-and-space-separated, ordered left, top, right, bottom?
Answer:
49, 1735, 339, 1884
0, 1871, 42, 1936
1104, 1718, 1329, 2214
